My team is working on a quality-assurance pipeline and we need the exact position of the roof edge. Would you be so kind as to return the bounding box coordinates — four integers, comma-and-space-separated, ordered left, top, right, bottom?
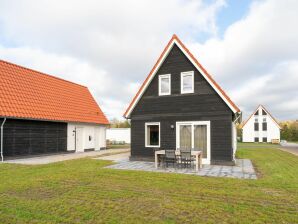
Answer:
242, 105, 281, 129
123, 34, 240, 118
0, 115, 109, 125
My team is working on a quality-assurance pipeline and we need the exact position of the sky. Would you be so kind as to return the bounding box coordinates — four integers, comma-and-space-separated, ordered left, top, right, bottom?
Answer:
0, 0, 297, 122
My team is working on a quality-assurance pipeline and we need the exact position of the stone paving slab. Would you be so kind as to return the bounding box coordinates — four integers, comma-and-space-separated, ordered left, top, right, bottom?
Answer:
105, 159, 257, 179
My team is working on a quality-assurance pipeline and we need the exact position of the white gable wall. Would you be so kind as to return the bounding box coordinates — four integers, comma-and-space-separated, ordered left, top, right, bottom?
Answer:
67, 123, 106, 152
266, 116, 280, 142
242, 116, 255, 142
242, 107, 280, 143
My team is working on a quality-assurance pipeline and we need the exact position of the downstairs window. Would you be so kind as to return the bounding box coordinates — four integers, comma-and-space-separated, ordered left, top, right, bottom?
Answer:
145, 122, 160, 147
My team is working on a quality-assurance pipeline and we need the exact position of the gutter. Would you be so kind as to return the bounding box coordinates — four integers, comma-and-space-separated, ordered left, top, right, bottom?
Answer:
1, 118, 7, 162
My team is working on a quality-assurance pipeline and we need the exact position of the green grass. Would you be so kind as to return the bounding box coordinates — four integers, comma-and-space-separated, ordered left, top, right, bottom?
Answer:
0, 145, 297, 223
106, 144, 130, 149
238, 142, 279, 147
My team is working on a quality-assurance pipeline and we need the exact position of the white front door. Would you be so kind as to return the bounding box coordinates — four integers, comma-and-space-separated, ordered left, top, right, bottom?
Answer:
75, 127, 84, 152
176, 121, 211, 164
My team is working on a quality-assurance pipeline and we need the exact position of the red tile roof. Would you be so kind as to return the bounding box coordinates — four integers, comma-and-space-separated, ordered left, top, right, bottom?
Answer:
124, 34, 240, 118
0, 59, 109, 125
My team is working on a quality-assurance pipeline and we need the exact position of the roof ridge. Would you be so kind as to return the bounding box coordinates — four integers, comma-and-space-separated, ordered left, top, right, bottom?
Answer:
123, 34, 240, 117
0, 59, 87, 88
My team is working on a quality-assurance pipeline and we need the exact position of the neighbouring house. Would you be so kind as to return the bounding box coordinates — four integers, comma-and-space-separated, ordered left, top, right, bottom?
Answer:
242, 105, 281, 143
124, 35, 241, 165
0, 60, 109, 160
106, 128, 131, 144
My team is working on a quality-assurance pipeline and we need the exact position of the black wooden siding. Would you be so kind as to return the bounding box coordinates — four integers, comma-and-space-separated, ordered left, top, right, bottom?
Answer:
1, 118, 67, 157
130, 44, 234, 163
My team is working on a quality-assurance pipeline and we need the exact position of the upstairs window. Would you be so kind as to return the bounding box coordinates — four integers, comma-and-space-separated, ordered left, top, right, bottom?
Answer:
263, 122, 267, 131
158, 74, 171, 96
254, 110, 259, 115
262, 109, 267, 115
262, 118, 267, 131
254, 123, 259, 131
145, 122, 160, 147
181, 71, 194, 94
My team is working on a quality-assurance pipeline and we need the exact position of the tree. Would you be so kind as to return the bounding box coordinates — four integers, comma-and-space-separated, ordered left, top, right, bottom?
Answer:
109, 118, 131, 128
280, 121, 298, 141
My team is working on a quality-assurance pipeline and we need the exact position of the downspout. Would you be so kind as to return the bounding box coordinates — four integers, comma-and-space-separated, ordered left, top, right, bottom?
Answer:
1, 118, 7, 162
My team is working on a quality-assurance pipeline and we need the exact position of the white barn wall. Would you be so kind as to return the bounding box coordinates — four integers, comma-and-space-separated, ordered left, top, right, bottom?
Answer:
232, 122, 237, 160
106, 128, 131, 144
67, 123, 106, 152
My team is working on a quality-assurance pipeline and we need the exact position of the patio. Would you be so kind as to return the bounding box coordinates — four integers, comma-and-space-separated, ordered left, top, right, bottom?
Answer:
102, 154, 257, 179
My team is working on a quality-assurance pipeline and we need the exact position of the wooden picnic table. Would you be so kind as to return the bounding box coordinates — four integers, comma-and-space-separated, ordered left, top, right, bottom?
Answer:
154, 150, 203, 172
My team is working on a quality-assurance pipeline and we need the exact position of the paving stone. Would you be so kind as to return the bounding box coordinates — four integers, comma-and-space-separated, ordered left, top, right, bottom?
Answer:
105, 159, 257, 179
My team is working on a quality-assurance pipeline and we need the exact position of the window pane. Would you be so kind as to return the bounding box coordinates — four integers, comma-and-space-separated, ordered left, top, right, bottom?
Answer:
262, 122, 267, 131
147, 125, 159, 146
254, 122, 259, 131
161, 77, 169, 93
179, 125, 191, 148
183, 75, 193, 92
194, 125, 207, 158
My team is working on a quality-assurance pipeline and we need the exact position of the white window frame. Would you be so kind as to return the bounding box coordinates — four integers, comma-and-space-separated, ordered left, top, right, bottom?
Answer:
158, 74, 171, 96
145, 122, 160, 147
176, 121, 211, 164
181, 71, 194, 94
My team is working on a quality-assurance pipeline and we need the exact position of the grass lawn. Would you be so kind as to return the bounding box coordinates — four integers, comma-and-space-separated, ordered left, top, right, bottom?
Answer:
106, 143, 130, 149
0, 145, 297, 223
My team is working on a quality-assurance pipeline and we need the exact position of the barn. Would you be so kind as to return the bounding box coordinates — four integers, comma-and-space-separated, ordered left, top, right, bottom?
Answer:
0, 60, 109, 160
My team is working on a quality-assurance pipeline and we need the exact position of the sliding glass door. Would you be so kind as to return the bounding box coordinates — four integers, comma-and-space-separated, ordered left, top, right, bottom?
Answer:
194, 125, 207, 159
179, 125, 192, 149
176, 121, 210, 164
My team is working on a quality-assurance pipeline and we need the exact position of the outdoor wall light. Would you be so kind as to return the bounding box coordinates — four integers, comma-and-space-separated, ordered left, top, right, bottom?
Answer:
170, 124, 174, 129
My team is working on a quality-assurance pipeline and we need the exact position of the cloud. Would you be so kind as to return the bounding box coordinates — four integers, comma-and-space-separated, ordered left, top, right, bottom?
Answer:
189, 0, 298, 120
0, 0, 297, 121
0, 0, 225, 119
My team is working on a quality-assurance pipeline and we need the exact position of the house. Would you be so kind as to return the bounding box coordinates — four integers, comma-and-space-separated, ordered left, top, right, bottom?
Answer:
0, 59, 109, 160
242, 105, 281, 143
107, 128, 131, 144
124, 35, 241, 165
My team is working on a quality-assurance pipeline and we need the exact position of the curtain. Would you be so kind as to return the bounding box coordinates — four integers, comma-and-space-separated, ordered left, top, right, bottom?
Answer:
180, 125, 191, 149
194, 125, 207, 158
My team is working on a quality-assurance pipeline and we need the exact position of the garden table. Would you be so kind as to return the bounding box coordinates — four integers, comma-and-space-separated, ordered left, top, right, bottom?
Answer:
155, 150, 202, 171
